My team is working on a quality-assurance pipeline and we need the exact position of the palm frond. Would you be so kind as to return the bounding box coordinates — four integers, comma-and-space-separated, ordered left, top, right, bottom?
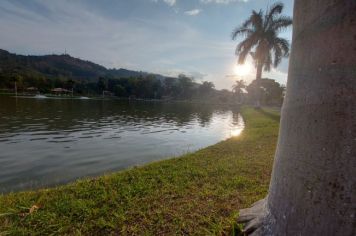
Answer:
274, 37, 290, 56
237, 47, 252, 64
231, 27, 253, 40
235, 36, 258, 63
265, 2, 284, 29
267, 2, 284, 18
236, 35, 256, 54
242, 10, 263, 29
271, 16, 293, 31
273, 45, 282, 67
249, 52, 259, 67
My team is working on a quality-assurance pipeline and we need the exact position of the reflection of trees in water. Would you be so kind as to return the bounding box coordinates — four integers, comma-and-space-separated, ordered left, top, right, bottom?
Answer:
0, 97, 235, 133
232, 111, 241, 126
196, 106, 214, 127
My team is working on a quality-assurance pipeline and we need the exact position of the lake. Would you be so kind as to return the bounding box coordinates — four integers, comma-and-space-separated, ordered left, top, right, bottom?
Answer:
0, 96, 244, 193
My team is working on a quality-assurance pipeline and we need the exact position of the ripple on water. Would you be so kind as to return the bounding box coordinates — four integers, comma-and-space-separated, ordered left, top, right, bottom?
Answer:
78, 136, 94, 139
31, 131, 61, 136
52, 135, 74, 140
103, 135, 121, 139
81, 131, 106, 135
29, 137, 48, 141
48, 140, 75, 143
141, 128, 179, 135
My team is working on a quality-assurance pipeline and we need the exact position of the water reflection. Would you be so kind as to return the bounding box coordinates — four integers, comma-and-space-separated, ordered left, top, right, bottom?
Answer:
230, 112, 244, 136
0, 96, 244, 193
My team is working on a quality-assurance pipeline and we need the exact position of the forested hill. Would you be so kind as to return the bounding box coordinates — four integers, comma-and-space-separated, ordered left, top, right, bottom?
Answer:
0, 49, 147, 82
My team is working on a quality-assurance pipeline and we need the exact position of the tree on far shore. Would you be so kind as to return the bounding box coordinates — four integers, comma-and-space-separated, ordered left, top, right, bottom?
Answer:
232, 79, 246, 103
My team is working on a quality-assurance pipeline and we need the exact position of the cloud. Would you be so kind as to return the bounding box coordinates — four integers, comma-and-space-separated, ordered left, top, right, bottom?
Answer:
164, 0, 176, 6
188, 71, 207, 80
152, 0, 176, 6
184, 9, 202, 16
200, 0, 248, 4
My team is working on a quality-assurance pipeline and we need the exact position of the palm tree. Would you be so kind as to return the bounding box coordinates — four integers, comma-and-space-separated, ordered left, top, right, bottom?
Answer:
231, 2, 292, 106
232, 80, 245, 103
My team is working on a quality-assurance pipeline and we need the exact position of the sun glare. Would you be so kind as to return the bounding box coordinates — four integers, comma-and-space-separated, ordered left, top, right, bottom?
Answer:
234, 62, 252, 77
231, 128, 243, 137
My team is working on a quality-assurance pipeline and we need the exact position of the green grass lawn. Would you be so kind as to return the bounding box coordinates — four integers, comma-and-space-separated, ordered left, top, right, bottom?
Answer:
0, 107, 280, 235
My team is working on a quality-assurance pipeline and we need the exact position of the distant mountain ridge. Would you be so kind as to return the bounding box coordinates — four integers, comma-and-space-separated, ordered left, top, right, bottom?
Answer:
0, 49, 158, 82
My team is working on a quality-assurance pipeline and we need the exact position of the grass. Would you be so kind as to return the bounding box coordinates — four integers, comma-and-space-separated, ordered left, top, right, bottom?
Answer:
0, 107, 280, 235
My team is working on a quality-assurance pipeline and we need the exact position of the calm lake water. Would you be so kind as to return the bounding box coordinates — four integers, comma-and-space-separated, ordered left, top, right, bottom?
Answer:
0, 96, 244, 193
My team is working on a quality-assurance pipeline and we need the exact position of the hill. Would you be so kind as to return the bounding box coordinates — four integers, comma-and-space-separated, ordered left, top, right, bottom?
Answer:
0, 49, 148, 83
0, 49, 238, 103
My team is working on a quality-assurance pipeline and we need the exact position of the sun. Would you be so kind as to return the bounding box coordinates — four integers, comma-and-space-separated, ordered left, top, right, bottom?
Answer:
234, 62, 253, 77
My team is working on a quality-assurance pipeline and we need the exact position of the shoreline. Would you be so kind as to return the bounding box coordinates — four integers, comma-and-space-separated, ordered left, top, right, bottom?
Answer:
0, 92, 243, 106
0, 107, 280, 235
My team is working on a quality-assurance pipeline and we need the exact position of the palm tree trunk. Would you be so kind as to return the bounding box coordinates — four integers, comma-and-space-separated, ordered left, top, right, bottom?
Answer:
238, 0, 356, 235
255, 63, 263, 108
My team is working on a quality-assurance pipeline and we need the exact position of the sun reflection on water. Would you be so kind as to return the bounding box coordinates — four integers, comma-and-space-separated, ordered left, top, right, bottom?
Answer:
231, 128, 243, 136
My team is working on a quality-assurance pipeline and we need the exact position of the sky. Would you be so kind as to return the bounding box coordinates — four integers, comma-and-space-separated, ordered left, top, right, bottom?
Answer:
0, 0, 294, 90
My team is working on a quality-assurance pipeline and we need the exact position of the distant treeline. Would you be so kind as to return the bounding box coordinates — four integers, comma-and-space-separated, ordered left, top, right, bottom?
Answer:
0, 49, 285, 105
0, 72, 285, 105
0, 72, 218, 100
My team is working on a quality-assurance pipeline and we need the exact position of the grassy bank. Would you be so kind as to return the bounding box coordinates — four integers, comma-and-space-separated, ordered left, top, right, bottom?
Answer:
0, 108, 280, 235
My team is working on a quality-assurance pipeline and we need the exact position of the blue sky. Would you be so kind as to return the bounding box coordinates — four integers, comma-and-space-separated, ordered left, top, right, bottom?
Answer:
0, 0, 294, 89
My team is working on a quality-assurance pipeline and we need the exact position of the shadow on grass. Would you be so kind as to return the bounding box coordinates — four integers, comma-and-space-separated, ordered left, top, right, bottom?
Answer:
255, 108, 280, 122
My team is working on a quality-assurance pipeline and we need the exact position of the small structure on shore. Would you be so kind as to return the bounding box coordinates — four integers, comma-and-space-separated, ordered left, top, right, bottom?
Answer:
26, 87, 38, 94
51, 88, 71, 95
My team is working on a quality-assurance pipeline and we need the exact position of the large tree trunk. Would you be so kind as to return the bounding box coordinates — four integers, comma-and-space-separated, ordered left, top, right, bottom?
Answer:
238, 0, 356, 235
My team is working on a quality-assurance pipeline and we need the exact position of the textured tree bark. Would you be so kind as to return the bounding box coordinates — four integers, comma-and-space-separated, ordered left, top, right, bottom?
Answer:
238, 0, 356, 235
